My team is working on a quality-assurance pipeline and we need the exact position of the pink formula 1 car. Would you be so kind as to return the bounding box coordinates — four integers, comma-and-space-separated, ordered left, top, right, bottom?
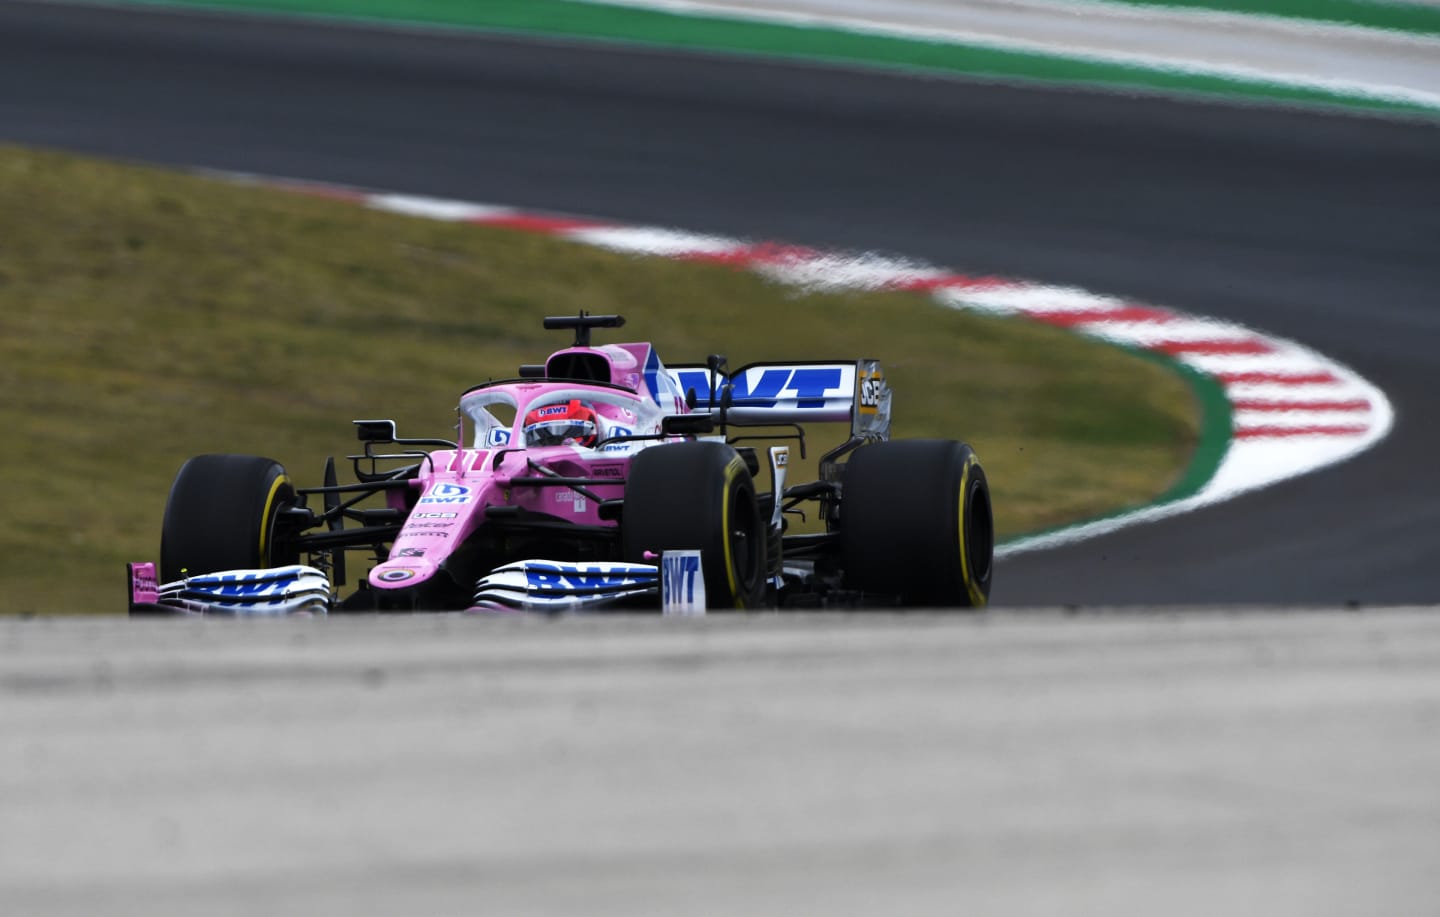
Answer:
128, 314, 992, 614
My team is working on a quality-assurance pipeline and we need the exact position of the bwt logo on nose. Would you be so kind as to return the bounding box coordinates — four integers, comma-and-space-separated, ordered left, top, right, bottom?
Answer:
661, 550, 706, 616
420, 483, 472, 505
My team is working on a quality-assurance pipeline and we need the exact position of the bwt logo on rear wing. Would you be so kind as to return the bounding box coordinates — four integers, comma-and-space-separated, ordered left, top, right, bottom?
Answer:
668, 359, 891, 439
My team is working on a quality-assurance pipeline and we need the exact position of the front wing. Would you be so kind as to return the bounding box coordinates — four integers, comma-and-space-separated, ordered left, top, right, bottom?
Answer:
128, 554, 708, 615
128, 562, 331, 616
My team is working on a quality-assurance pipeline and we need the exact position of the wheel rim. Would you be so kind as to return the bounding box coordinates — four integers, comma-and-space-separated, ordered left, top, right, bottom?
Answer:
728, 486, 763, 598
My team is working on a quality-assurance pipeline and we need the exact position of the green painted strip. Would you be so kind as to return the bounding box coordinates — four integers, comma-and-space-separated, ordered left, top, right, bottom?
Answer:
1131, 348, 1232, 506
995, 343, 1233, 547
100, 0, 1438, 117
1100, 0, 1440, 37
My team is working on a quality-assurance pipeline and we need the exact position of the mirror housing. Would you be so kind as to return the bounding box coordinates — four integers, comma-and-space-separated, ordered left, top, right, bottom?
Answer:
354, 419, 398, 444
662, 413, 717, 436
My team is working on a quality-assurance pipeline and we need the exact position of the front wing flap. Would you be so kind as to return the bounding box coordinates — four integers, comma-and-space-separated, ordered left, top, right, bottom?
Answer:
471, 560, 659, 612
128, 562, 332, 616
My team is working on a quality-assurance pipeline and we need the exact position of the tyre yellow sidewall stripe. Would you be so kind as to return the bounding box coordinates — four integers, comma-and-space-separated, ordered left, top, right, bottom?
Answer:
722, 458, 745, 608
258, 473, 289, 566
957, 454, 987, 608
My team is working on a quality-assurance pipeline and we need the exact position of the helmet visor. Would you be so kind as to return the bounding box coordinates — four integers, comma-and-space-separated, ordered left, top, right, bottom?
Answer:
525, 418, 597, 447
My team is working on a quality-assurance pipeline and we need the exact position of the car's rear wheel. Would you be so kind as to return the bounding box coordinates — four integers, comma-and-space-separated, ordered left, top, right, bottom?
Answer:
840, 440, 992, 607
160, 454, 299, 582
622, 442, 767, 609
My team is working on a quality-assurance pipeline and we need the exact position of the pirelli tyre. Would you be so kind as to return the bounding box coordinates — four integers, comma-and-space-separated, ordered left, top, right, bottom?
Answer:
840, 440, 993, 607
160, 454, 300, 583
622, 441, 767, 609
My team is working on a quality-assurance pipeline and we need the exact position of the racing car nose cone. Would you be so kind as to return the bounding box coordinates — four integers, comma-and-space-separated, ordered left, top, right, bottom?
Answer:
369, 559, 439, 590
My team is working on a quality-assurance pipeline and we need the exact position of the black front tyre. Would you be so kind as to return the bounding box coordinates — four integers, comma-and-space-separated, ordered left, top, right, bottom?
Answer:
622, 442, 767, 609
840, 440, 993, 608
160, 454, 299, 583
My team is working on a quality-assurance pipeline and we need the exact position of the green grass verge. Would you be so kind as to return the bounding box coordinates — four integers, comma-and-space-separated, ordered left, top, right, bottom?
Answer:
0, 146, 1201, 613
97, 0, 1439, 118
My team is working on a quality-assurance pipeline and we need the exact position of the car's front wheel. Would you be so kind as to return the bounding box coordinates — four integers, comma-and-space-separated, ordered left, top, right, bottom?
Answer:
622, 441, 767, 609
160, 453, 300, 582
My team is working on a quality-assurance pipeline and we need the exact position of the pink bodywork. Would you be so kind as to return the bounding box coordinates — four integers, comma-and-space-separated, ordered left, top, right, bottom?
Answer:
367, 341, 687, 593
128, 562, 160, 605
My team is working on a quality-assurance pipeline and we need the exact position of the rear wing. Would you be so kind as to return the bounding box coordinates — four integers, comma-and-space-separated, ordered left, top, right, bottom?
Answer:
667, 359, 890, 441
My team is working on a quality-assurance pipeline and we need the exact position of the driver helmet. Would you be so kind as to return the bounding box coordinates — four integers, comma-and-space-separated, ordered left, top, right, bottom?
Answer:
522, 399, 599, 448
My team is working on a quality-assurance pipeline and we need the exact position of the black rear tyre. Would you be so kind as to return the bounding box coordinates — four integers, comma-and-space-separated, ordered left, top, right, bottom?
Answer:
622, 442, 767, 609
840, 440, 992, 607
160, 454, 299, 582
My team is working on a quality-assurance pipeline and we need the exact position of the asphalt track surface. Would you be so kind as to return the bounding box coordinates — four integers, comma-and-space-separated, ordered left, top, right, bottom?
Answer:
6, 612, 1440, 916
3, 1, 1439, 603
